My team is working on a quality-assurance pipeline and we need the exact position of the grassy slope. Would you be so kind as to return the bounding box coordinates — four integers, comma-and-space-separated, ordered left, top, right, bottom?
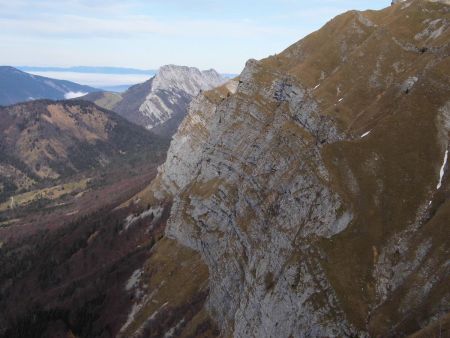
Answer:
152, 1, 449, 336
260, 1, 450, 334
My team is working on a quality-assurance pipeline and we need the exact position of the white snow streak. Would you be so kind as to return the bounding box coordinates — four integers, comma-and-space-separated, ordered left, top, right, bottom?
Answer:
125, 269, 143, 291
437, 150, 448, 190
361, 131, 371, 138
122, 207, 163, 232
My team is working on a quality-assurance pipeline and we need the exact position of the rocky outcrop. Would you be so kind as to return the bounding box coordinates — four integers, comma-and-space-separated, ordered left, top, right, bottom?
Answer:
135, 1, 450, 337
155, 61, 361, 337
138, 65, 225, 131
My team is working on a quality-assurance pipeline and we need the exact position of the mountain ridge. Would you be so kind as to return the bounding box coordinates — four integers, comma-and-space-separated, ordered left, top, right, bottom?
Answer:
0, 99, 168, 202
0, 66, 99, 106
0, 1, 449, 337
82, 64, 227, 137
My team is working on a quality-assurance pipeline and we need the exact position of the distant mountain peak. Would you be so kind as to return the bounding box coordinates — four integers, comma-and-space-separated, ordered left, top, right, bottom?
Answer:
82, 64, 226, 137
152, 64, 225, 97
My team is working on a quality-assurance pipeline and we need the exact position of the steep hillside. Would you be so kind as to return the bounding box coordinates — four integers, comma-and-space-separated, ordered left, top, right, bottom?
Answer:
0, 67, 99, 106
82, 65, 226, 137
1, 1, 449, 338
129, 1, 450, 337
0, 100, 168, 202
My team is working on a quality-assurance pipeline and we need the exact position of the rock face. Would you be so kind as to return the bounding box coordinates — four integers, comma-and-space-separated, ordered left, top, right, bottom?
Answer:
83, 65, 226, 137
129, 1, 450, 337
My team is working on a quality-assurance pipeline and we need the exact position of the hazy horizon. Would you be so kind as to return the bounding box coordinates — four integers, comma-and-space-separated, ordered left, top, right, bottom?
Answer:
9, 65, 237, 89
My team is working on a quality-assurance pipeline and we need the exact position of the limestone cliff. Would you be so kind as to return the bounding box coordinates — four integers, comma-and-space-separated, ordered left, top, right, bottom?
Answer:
129, 1, 450, 336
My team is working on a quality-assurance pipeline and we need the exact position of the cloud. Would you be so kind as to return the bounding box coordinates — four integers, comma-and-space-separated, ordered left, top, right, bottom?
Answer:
64, 91, 88, 99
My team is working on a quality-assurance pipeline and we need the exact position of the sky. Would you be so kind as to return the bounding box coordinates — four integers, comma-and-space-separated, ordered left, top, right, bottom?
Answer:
0, 0, 387, 74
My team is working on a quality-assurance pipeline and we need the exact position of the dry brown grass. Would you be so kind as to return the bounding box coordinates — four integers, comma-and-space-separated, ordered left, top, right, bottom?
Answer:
120, 237, 211, 337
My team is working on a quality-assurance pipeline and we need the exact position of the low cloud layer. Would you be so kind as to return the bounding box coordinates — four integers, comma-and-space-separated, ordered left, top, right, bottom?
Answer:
64, 91, 88, 99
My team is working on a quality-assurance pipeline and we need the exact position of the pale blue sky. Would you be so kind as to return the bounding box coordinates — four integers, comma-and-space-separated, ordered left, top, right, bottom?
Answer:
1, 0, 387, 73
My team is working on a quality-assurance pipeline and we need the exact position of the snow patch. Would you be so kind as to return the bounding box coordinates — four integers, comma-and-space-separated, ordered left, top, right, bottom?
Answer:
313, 84, 320, 90
401, 76, 418, 93
120, 302, 144, 334
122, 206, 163, 232
164, 318, 185, 338
437, 150, 448, 190
361, 131, 371, 138
64, 91, 88, 99
125, 269, 143, 291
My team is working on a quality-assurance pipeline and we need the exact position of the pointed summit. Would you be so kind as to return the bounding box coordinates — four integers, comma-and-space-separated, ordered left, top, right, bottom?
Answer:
83, 65, 226, 137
